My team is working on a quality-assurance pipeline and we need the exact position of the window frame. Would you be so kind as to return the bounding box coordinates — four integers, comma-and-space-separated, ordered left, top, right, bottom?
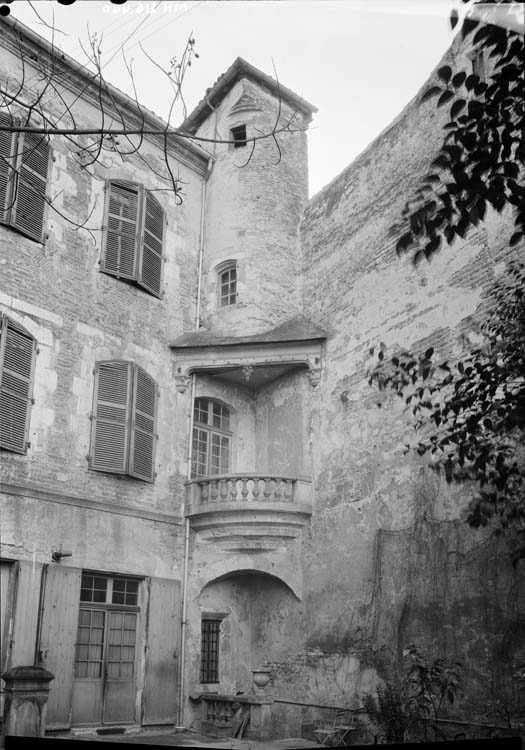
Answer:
230, 124, 247, 149
216, 260, 238, 309
101, 180, 166, 299
200, 618, 221, 684
191, 398, 232, 479
0, 112, 52, 243
0, 314, 37, 454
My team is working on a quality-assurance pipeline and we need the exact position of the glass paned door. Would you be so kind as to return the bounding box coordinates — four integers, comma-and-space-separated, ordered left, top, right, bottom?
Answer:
103, 610, 137, 723
71, 573, 140, 726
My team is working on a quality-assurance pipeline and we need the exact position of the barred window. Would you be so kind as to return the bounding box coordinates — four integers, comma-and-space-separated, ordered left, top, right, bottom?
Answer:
200, 619, 220, 683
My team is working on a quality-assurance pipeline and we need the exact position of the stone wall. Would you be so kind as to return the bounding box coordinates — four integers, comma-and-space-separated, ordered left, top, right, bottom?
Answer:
264, 40, 525, 726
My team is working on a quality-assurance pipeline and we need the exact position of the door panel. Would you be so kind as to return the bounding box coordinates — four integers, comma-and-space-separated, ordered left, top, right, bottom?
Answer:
38, 565, 82, 730
143, 578, 181, 725
71, 607, 105, 725
10, 560, 42, 666
102, 610, 137, 724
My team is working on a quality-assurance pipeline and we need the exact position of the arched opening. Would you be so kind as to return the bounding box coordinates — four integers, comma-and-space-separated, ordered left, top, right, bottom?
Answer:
195, 570, 304, 694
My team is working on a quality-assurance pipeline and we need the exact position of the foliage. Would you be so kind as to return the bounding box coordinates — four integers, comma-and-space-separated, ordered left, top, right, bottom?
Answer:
369, 261, 525, 564
362, 680, 409, 744
403, 645, 463, 741
362, 646, 463, 744
392, 0, 524, 264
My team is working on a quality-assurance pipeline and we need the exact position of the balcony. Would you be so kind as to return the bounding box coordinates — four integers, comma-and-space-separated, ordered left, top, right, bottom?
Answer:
185, 474, 313, 547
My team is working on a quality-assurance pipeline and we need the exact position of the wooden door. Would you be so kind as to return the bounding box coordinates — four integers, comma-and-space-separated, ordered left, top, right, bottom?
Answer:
71, 572, 141, 726
142, 578, 181, 725
102, 609, 138, 724
38, 565, 83, 730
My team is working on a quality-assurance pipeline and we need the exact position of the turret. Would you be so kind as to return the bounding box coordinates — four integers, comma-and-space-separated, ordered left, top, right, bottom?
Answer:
181, 58, 317, 335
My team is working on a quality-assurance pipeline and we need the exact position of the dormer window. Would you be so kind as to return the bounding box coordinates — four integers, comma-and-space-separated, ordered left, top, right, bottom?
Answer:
230, 125, 247, 149
217, 261, 237, 308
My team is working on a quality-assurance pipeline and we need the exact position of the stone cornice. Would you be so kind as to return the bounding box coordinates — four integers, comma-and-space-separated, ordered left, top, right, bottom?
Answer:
1, 482, 182, 526
172, 338, 324, 391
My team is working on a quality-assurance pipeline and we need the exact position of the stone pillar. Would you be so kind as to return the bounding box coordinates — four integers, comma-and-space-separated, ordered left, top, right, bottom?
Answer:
248, 699, 273, 741
1, 666, 55, 741
248, 669, 274, 740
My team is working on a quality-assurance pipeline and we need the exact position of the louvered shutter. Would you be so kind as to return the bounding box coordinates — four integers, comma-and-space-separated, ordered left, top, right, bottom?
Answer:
10, 130, 51, 242
0, 112, 16, 224
0, 316, 36, 453
102, 181, 140, 281
129, 365, 157, 483
89, 361, 132, 474
138, 190, 164, 298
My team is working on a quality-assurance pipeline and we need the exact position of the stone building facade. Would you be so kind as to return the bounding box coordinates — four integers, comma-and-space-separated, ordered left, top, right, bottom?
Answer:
1, 14, 523, 740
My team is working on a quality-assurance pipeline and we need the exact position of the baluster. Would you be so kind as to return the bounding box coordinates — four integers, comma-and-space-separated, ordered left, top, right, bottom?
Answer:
274, 478, 282, 501
230, 478, 238, 502
201, 482, 209, 503
219, 479, 228, 502
252, 477, 260, 499
210, 481, 219, 502
239, 478, 248, 500
263, 477, 271, 501
283, 479, 293, 501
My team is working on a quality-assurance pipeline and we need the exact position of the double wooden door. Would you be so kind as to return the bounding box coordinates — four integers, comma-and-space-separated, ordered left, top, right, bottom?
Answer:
37, 566, 181, 730
71, 604, 138, 725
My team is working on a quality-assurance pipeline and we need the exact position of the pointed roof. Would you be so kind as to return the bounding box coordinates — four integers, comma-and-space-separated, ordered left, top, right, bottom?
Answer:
180, 57, 317, 135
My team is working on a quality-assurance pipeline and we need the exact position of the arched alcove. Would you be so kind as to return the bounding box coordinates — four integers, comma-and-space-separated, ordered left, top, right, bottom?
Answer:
194, 569, 304, 695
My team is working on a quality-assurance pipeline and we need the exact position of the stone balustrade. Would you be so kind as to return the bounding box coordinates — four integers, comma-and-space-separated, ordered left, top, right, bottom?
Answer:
184, 474, 313, 543
188, 474, 299, 504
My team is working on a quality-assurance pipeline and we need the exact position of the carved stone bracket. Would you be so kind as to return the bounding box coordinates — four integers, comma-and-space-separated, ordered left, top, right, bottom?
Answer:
307, 368, 322, 387
174, 374, 192, 393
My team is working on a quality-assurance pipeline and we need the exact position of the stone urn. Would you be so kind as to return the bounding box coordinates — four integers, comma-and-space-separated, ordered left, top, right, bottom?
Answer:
252, 667, 272, 698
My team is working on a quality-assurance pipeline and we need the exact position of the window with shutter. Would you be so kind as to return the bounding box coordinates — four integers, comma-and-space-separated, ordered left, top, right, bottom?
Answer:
102, 181, 165, 298
0, 113, 51, 242
0, 314, 37, 454
89, 361, 158, 483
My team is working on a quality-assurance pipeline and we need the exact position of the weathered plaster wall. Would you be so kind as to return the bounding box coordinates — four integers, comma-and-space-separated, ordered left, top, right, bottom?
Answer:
254, 371, 309, 476
259, 42, 525, 723
195, 78, 309, 336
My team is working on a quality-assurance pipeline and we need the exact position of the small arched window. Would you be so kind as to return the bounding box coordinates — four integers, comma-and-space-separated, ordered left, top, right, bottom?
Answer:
217, 261, 237, 308
191, 398, 231, 478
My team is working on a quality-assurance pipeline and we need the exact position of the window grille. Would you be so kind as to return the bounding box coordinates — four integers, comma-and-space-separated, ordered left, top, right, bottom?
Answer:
200, 619, 220, 683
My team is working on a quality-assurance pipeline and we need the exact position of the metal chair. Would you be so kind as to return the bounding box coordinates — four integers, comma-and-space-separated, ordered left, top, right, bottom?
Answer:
314, 710, 357, 746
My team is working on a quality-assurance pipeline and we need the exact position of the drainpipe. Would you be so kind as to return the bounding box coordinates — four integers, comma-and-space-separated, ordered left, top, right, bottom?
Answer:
177, 158, 212, 727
